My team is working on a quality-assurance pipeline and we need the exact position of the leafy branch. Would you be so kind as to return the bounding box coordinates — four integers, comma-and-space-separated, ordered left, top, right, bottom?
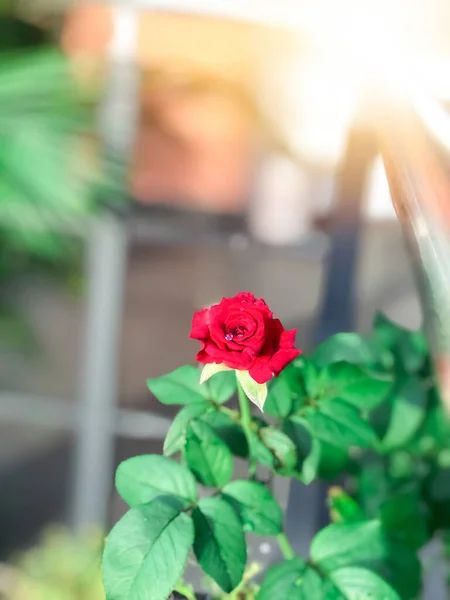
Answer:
102, 313, 449, 600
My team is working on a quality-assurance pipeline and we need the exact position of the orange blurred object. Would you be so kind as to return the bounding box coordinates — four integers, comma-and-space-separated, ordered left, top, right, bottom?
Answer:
61, 4, 293, 213
62, 4, 113, 57
131, 69, 255, 211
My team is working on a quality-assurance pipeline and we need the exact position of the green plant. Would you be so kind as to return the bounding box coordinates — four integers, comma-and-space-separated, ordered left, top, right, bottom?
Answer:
0, 47, 125, 345
2, 526, 104, 600
102, 298, 450, 599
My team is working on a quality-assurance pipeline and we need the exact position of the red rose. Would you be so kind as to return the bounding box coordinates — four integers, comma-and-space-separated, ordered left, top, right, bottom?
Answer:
190, 292, 300, 384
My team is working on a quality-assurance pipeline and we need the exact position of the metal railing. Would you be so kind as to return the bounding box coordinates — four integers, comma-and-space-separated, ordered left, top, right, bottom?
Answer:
379, 97, 450, 414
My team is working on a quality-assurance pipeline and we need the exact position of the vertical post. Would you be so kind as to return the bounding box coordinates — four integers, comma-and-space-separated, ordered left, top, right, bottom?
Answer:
285, 123, 378, 552
72, 216, 128, 528
379, 103, 450, 600
315, 125, 378, 341
71, 4, 139, 529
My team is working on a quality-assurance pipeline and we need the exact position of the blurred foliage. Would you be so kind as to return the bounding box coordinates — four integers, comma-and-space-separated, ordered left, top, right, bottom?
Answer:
2, 526, 104, 600
0, 14, 51, 50
338, 313, 450, 597
9, 0, 75, 28
0, 14, 126, 345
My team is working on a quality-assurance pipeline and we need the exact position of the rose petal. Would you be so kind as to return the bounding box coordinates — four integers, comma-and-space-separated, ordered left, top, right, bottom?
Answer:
269, 348, 301, 376
223, 309, 262, 349
227, 292, 273, 317
249, 357, 273, 385
254, 317, 282, 359
208, 304, 228, 349
233, 292, 256, 303
279, 328, 297, 347
201, 342, 255, 370
190, 308, 210, 340
195, 350, 214, 364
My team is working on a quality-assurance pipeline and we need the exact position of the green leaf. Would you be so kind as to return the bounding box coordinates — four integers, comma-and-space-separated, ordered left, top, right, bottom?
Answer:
296, 357, 321, 399
379, 490, 429, 550
184, 420, 233, 487
251, 431, 276, 468
260, 427, 297, 474
373, 312, 405, 348
321, 583, 345, 599
265, 362, 304, 417
429, 468, 450, 502
206, 370, 237, 404
357, 464, 392, 519
381, 376, 428, 450
102, 499, 194, 600
398, 332, 427, 373
420, 401, 450, 447
200, 411, 248, 458
115, 454, 197, 508
222, 480, 282, 535
311, 520, 386, 572
163, 403, 211, 456
147, 365, 208, 405
236, 370, 267, 410
328, 488, 365, 524
193, 497, 246, 592
316, 440, 349, 480
265, 373, 293, 417
256, 558, 323, 600
388, 451, 416, 480
310, 520, 421, 599
283, 418, 321, 484
305, 400, 377, 448
321, 362, 392, 411
330, 567, 400, 600
313, 334, 378, 368
373, 313, 427, 374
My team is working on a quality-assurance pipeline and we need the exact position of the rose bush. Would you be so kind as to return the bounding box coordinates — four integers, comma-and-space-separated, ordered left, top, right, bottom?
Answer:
102, 298, 450, 600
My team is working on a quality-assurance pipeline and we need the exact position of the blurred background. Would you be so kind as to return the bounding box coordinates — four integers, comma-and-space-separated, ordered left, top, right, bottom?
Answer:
1, 0, 450, 597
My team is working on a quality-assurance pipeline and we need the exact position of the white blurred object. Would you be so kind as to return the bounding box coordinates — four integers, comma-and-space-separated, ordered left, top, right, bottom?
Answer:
365, 156, 397, 220
259, 542, 273, 555
251, 46, 356, 244
108, 5, 139, 62
257, 50, 357, 168
249, 154, 312, 245
292, 58, 358, 166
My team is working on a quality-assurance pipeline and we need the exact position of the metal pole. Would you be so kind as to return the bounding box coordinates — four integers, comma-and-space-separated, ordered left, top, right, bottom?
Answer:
315, 124, 378, 341
71, 216, 128, 528
378, 98, 450, 600
71, 4, 140, 529
285, 123, 378, 552
379, 100, 450, 415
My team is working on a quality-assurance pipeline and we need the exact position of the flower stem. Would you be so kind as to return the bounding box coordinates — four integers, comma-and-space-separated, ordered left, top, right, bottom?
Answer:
236, 373, 257, 477
218, 405, 240, 420
224, 562, 262, 599
277, 532, 296, 560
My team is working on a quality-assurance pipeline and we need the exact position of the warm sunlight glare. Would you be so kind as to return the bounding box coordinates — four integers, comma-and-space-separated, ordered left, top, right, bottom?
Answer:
289, 0, 450, 163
